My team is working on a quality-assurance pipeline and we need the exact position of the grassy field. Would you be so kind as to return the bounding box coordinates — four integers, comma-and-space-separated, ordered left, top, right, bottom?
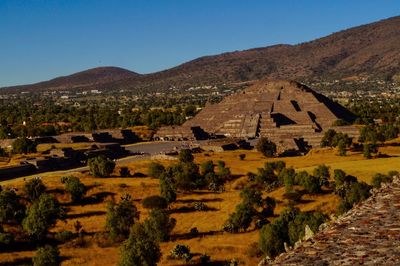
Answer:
1, 144, 400, 265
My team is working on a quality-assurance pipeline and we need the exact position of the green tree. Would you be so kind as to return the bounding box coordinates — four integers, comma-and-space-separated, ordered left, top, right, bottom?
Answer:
0, 189, 25, 223
61, 176, 86, 203
106, 194, 139, 239
88, 156, 115, 177
119, 223, 161, 266
32, 245, 61, 266
23, 194, 64, 240
12, 137, 37, 154
159, 172, 176, 204
24, 177, 46, 202
148, 162, 165, 178
223, 202, 256, 233
143, 209, 176, 242
259, 219, 287, 258
256, 137, 277, 157
178, 149, 194, 163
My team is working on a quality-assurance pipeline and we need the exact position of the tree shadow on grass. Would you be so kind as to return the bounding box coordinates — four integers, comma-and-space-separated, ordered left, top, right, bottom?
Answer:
62, 192, 116, 207
0, 238, 59, 253
175, 198, 223, 204
170, 230, 222, 241
0, 255, 72, 266
66, 210, 106, 219
168, 206, 218, 214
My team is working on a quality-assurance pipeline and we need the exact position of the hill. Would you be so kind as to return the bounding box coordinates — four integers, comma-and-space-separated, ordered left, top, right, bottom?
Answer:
2, 67, 140, 92
2, 16, 400, 92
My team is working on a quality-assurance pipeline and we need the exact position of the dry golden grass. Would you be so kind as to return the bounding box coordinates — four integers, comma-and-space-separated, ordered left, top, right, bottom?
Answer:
1, 143, 400, 265
36, 143, 94, 152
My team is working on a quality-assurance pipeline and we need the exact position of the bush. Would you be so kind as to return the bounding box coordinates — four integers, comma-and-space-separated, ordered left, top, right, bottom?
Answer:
88, 156, 115, 177
119, 223, 161, 266
23, 194, 64, 240
106, 194, 139, 239
193, 202, 206, 211
239, 154, 246, 160
148, 162, 165, 178
141, 195, 168, 209
256, 137, 277, 157
143, 209, 176, 242
62, 176, 86, 203
371, 173, 392, 188
333, 169, 347, 187
119, 167, 131, 177
32, 245, 61, 266
170, 244, 192, 260
337, 181, 371, 214
24, 177, 46, 202
12, 137, 37, 154
296, 172, 322, 194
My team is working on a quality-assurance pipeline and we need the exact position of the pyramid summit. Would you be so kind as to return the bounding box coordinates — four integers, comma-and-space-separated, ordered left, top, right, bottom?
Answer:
155, 80, 358, 152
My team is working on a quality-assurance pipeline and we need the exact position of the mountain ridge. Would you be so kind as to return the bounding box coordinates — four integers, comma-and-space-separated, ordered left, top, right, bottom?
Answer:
2, 15, 400, 92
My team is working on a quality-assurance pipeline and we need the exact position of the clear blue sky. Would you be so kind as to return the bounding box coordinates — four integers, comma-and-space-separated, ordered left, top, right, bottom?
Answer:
1, 0, 399, 87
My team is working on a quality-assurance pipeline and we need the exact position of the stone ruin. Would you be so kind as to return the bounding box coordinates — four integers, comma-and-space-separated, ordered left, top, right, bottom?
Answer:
154, 80, 358, 152
264, 175, 400, 265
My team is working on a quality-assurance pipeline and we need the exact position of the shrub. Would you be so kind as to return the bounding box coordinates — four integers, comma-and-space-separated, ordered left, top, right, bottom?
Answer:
0, 189, 25, 224
296, 172, 322, 194
143, 209, 176, 242
141, 195, 168, 209
148, 162, 165, 178
200, 160, 214, 176
189, 227, 199, 236
62, 176, 86, 203
193, 202, 206, 211
239, 154, 246, 160
32, 245, 61, 266
106, 194, 139, 239
88, 156, 115, 177
178, 149, 194, 163
337, 181, 371, 214
119, 167, 131, 177
371, 173, 392, 188
170, 244, 192, 260
256, 137, 277, 157
119, 223, 161, 266
333, 169, 347, 187
337, 139, 347, 156
12, 137, 37, 154
24, 177, 46, 202
23, 194, 64, 240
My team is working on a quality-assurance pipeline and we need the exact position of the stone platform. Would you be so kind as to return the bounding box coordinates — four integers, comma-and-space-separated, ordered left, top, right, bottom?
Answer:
268, 176, 400, 265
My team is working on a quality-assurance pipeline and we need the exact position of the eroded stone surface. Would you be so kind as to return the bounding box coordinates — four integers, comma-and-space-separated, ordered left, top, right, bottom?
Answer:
269, 176, 400, 266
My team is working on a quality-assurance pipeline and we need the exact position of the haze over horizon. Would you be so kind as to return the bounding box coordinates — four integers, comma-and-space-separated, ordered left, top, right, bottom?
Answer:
1, 0, 399, 87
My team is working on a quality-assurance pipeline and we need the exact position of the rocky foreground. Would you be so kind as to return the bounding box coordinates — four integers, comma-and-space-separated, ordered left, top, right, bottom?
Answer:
267, 176, 400, 265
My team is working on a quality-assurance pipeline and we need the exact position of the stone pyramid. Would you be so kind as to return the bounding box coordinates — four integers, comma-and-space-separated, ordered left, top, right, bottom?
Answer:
155, 80, 358, 151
